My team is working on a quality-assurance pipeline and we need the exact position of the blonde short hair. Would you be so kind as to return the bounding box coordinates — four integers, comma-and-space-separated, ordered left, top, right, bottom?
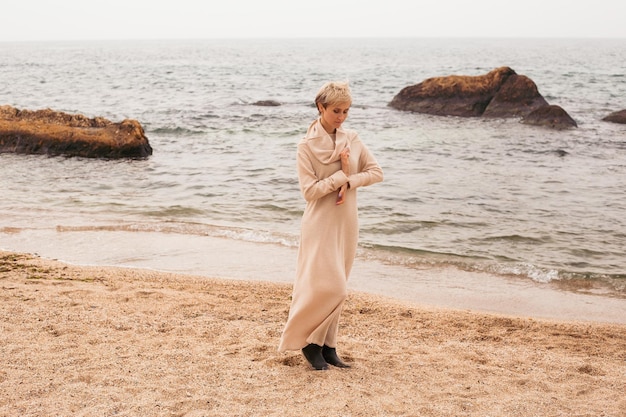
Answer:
315, 81, 352, 114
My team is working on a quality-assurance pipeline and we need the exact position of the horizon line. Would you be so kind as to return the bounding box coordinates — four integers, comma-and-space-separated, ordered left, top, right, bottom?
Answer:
2, 35, 625, 44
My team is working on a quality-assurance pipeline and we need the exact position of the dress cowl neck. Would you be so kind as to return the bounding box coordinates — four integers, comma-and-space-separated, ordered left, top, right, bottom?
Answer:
302, 119, 348, 165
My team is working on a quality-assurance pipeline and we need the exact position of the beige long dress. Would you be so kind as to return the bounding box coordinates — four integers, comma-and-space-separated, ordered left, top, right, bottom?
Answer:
278, 119, 383, 352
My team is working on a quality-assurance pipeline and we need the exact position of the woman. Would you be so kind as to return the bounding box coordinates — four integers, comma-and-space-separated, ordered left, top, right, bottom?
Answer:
278, 81, 383, 370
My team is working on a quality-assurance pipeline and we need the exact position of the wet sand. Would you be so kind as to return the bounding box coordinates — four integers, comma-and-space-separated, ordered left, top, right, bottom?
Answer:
2, 228, 625, 325
1, 251, 625, 416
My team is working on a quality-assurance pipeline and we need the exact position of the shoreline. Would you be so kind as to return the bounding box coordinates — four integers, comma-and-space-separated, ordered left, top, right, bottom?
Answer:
1, 250, 625, 416
1, 227, 625, 325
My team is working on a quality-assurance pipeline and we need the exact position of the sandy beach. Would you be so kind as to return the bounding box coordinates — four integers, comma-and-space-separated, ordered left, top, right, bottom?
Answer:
1, 250, 625, 417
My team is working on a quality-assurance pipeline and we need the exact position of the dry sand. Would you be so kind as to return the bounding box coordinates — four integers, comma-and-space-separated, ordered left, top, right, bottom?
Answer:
1, 251, 625, 417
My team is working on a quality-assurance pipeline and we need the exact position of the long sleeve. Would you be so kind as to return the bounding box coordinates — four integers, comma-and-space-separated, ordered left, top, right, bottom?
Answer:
297, 144, 349, 202
347, 140, 383, 189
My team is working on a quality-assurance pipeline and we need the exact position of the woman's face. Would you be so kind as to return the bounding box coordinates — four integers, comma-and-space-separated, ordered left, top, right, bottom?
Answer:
319, 101, 350, 133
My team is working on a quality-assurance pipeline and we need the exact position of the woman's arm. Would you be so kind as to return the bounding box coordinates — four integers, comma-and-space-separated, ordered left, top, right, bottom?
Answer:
347, 142, 383, 189
297, 145, 349, 202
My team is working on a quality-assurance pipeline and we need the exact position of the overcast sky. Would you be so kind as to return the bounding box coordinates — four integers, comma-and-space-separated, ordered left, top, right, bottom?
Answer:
2, 0, 625, 42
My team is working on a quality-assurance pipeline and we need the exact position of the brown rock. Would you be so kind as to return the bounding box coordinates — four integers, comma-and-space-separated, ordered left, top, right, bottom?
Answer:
389, 66, 548, 118
602, 109, 626, 124
521, 105, 578, 129
0, 105, 152, 158
483, 73, 549, 117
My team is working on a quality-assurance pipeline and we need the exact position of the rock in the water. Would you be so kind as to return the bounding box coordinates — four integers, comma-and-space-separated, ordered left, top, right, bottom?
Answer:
389, 67, 549, 118
521, 105, 578, 129
602, 109, 626, 124
0, 105, 152, 158
483, 73, 549, 118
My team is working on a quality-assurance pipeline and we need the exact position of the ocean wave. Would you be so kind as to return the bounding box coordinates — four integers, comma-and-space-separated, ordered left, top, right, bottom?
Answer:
149, 126, 205, 136
363, 219, 439, 235
142, 206, 207, 218
358, 242, 626, 296
13, 219, 626, 298
480, 234, 548, 244
55, 221, 300, 248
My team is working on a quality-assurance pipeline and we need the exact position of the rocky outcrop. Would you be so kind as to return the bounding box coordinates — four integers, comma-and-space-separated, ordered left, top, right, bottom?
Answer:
0, 105, 152, 158
482, 71, 549, 118
388, 67, 577, 128
602, 109, 626, 124
521, 105, 577, 129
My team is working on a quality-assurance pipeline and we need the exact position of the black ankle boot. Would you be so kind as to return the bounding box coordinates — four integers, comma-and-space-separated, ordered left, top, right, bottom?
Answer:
322, 345, 351, 368
302, 344, 329, 370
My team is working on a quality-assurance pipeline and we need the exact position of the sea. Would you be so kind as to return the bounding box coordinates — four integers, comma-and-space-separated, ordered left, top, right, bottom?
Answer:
1, 38, 625, 312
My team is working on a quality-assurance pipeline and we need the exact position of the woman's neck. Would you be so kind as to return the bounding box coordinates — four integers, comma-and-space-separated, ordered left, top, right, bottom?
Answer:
319, 118, 336, 134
